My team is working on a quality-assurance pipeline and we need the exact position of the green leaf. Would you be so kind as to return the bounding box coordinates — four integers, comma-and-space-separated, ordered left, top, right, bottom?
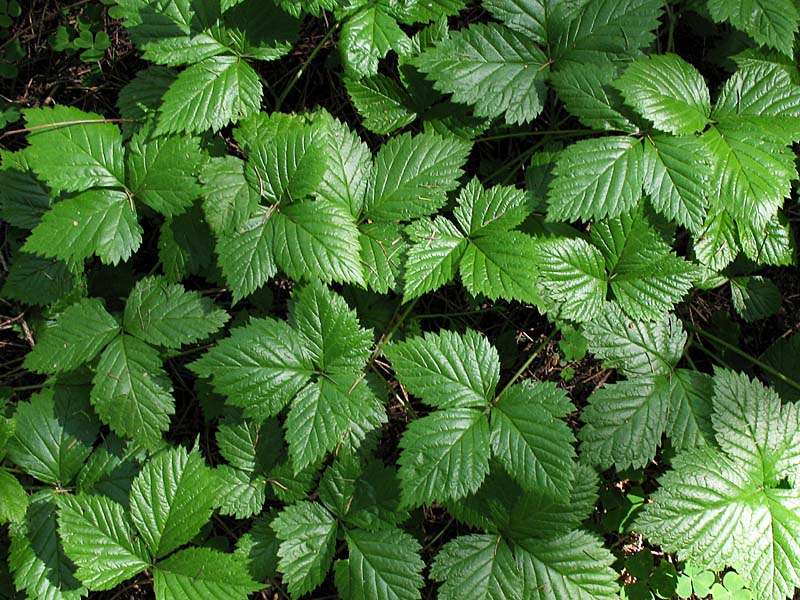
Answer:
345, 74, 417, 135
491, 381, 576, 496
316, 114, 372, 217
642, 134, 710, 234
738, 212, 796, 267
0, 470, 28, 525
730, 276, 782, 322
129, 445, 220, 559
123, 275, 229, 348
398, 407, 491, 506
431, 534, 523, 600
761, 332, 800, 402
384, 329, 500, 410
547, 136, 643, 222
23, 189, 143, 266
23, 106, 124, 192
9, 493, 87, 600
583, 303, 686, 377
414, 23, 548, 124
694, 208, 739, 271
24, 298, 119, 374
156, 56, 262, 135
536, 237, 607, 323
360, 222, 406, 293
483, 0, 549, 44
403, 217, 466, 299
189, 317, 313, 420
91, 334, 175, 449
453, 179, 530, 237
707, 0, 800, 57
614, 54, 710, 135
217, 417, 281, 474
667, 369, 715, 451
1, 252, 82, 307
0, 167, 52, 229
335, 528, 425, 600
365, 131, 471, 220
215, 212, 278, 303
58, 494, 150, 590
272, 501, 338, 598
216, 466, 267, 519
153, 547, 262, 600
339, 3, 411, 76
271, 199, 365, 285
7, 386, 98, 486
235, 512, 280, 582
116, 65, 177, 137
126, 130, 204, 217
516, 530, 619, 600
200, 156, 261, 235
579, 377, 669, 470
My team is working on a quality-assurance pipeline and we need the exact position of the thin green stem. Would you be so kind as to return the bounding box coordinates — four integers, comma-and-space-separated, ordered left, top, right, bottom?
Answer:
689, 335, 736, 372
422, 517, 455, 552
275, 22, 340, 111
371, 298, 420, 360
495, 327, 560, 400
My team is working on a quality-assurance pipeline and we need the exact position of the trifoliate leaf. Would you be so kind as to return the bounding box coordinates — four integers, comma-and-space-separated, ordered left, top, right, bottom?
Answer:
365, 132, 471, 220
667, 369, 715, 451
156, 56, 262, 135
0, 470, 27, 525
491, 381, 576, 496
23, 106, 124, 192
536, 237, 607, 323
706, 0, 800, 57
730, 276, 782, 322
384, 329, 500, 410
583, 303, 686, 377
614, 54, 710, 135
360, 222, 406, 293
579, 377, 669, 470
643, 134, 710, 234
430, 534, 523, 600
403, 217, 466, 299
398, 407, 491, 506
215, 211, 278, 303
123, 276, 229, 348
1, 252, 82, 307
9, 493, 87, 600
189, 317, 313, 420
153, 547, 262, 600
24, 298, 119, 374
23, 189, 143, 267
272, 501, 338, 598
334, 528, 425, 600
126, 130, 204, 217
345, 74, 417, 135
316, 115, 372, 217
414, 23, 548, 124
200, 156, 261, 235
547, 136, 643, 222
339, 3, 411, 76
90, 334, 175, 449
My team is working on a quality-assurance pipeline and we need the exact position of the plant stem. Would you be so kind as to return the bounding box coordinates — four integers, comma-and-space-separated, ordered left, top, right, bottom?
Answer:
495, 326, 560, 400
474, 128, 596, 143
275, 22, 340, 111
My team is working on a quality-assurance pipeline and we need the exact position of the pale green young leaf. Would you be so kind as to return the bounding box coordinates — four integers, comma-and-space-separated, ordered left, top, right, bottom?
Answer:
290, 281, 372, 374
156, 56, 262, 135
579, 377, 669, 470
365, 132, 471, 221
316, 115, 372, 217
345, 74, 417, 135
340, 3, 411, 76
9, 493, 87, 600
126, 130, 204, 217
91, 335, 175, 449
7, 387, 98, 486
536, 237, 607, 323
730, 276, 782, 322
123, 276, 229, 348
335, 528, 425, 600
516, 530, 619, 600
706, 0, 799, 57
271, 198, 365, 285
403, 217, 466, 299
153, 547, 262, 600
23, 106, 124, 192
0, 470, 27, 525
130, 445, 221, 559
667, 369, 715, 451
58, 494, 149, 590
643, 134, 710, 234
430, 534, 523, 600
189, 317, 313, 420
215, 211, 278, 303
360, 222, 406, 293
583, 303, 686, 377
23, 189, 143, 266
413, 23, 548, 124
272, 501, 338, 598
1, 252, 83, 308
200, 156, 261, 235
738, 211, 796, 267
398, 407, 491, 506
24, 298, 119, 374
453, 179, 530, 237
547, 136, 643, 222
614, 54, 710, 135
385, 329, 499, 409
491, 381, 575, 496
459, 232, 542, 304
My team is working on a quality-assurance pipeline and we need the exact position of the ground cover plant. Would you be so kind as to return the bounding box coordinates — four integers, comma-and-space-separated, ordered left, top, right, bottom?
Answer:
1, 0, 800, 599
